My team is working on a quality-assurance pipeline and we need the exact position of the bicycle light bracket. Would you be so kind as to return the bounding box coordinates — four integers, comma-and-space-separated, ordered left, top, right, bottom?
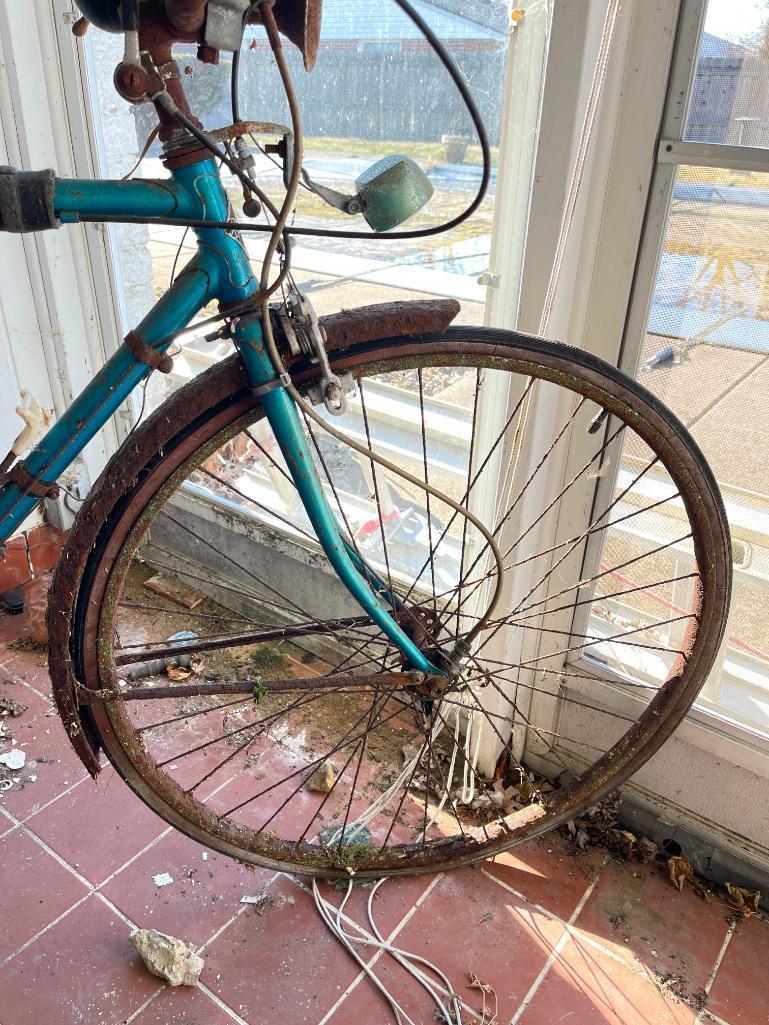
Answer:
276, 292, 355, 415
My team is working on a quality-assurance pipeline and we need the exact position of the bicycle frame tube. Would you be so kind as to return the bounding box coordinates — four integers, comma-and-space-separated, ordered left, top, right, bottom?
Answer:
0, 157, 438, 674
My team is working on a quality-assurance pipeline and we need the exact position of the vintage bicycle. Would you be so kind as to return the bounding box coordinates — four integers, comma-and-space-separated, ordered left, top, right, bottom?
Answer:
0, 0, 731, 877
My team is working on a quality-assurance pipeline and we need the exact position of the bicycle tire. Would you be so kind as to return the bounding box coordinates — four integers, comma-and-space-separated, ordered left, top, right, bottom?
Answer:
48, 327, 731, 877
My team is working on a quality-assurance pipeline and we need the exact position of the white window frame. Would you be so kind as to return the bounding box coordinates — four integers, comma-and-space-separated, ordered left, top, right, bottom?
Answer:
510, 0, 769, 784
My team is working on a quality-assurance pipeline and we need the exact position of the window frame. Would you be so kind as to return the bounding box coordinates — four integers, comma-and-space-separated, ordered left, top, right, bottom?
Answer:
515, 0, 769, 781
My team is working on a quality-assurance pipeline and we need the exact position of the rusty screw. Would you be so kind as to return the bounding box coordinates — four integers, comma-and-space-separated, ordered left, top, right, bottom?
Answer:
113, 62, 150, 102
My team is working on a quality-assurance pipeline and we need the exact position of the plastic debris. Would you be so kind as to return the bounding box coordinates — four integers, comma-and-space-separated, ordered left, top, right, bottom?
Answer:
0, 749, 26, 770
123, 631, 199, 682
152, 872, 173, 887
240, 894, 268, 905
130, 928, 204, 987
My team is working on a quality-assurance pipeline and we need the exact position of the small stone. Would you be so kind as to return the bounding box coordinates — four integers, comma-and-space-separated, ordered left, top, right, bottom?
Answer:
130, 928, 204, 987
306, 761, 336, 793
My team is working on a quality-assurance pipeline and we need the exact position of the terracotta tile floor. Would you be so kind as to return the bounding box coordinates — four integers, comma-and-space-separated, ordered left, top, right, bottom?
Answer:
1, 611, 767, 1025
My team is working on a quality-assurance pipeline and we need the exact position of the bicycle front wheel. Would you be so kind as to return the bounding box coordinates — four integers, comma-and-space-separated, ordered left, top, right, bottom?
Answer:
50, 327, 731, 877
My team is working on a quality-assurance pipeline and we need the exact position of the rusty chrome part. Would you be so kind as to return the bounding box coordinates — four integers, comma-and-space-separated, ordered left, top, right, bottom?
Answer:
124, 330, 174, 374
161, 120, 290, 171
48, 328, 730, 876
0, 461, 59, 501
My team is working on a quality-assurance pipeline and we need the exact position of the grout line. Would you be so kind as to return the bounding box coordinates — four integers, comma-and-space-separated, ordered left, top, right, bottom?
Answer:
703, 919, 736, 995
95, 826, 173, 889
197, 870, 282, 954
18, 772, 93, 824
0, 893, 92, 967
197, 981, 252, 1025
94, 889, 142, 928
481, 859, 650, 974
386, 872, 445, 944
693, 918, 737, 1025
123, 985, 167, 1025
0, 820, 19, 841
698, 1012, 732, 1025
0, 805, 18, 834
17, 821, 94, 888
508, 855, 610, 1025
1, 665, 56, 706
314, 951, 386, 1025
481, 865, 578, 926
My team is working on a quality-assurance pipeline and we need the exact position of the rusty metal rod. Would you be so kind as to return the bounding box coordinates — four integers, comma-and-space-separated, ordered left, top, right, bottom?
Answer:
90, 671, 424, 703
113, 616, 373, 666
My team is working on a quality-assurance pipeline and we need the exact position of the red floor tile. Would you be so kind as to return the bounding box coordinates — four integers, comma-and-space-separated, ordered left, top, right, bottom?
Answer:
102, 828, 275, 947
0, 665, 53, 721
129, 985, 238, 1024
202, 876, 367, 1024
26, 765, 169, 885
0, 710, 90, 820
392, 866, 566, 1023
0, 609, 27, 648
573, 857, 730, 999
707, 914, 769, 1023
519, 934, 698, 1024
0, 828, 88, 961
485, 834, 604, 921
326, 950, 457, 1025
0, 894, 162, 1025
1, 647, 51, 693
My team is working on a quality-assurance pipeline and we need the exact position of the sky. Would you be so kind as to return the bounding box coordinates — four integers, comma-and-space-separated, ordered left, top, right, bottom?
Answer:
704, 0, 768, 45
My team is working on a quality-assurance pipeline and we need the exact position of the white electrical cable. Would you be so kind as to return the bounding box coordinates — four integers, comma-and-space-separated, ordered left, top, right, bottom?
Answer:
312, 879, 464, 1025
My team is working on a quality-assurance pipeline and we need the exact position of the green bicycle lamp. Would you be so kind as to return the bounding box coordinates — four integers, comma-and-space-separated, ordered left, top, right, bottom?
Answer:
355, 155, 434, 232
302, 154, 434, 232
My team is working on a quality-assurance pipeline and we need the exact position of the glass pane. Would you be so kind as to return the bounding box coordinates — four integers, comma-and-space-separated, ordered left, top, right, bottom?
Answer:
588, 165, 769, 735
81, 3, 514, 584
84, 1, 513, 395
685, 0, 769, 146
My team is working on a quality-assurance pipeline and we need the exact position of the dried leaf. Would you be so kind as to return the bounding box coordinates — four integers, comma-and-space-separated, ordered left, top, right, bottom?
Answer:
467, 970, 498, 1025
725, 882, 761, 919
166, 664, 193, 681
467, 971, 491, 994
668, 855, 694, 892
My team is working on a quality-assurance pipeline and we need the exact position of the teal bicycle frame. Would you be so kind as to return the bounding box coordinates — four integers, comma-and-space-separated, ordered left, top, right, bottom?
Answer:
0, 158, 439, 675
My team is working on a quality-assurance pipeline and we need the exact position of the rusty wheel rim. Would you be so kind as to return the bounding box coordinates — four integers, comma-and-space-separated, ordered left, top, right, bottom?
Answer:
62, 332, 730, 877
